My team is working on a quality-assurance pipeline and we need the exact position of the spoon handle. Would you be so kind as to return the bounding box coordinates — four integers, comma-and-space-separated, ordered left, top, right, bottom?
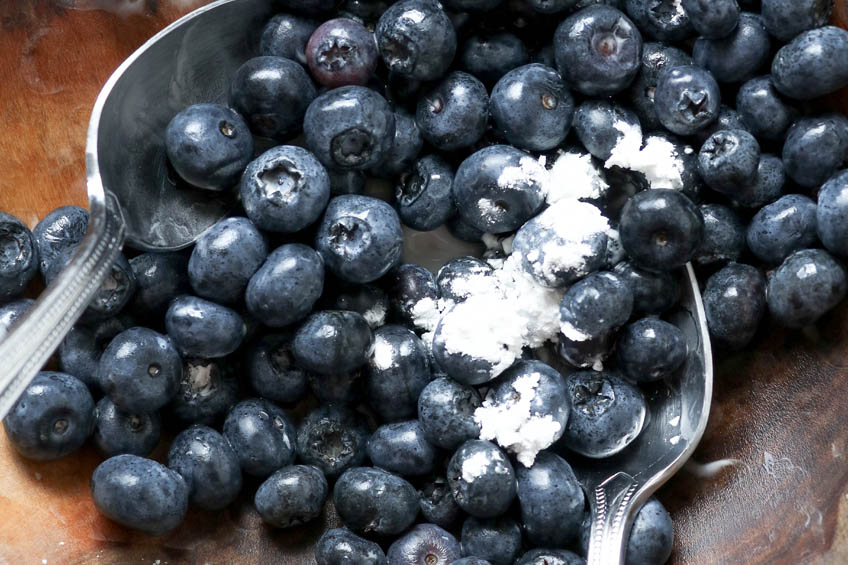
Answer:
0, 189, 125, 419
586, 472, 642, 565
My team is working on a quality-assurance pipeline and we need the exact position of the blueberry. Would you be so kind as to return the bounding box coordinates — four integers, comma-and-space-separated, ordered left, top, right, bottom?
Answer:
681, 0, 740, 39
817, 169, 848, 257
693, 203, 745, 266
419, 475, 464, 528
386, 263, 440, 328
315, 528, 387, 565
309, 370, 365, 405
58, 325, 106, 390
626, 42, 692, 131
293, 310, 373, 374
703, 262, 766, 349
255, 465, 328, 528
772, 26, 848, 100
374, 110, 423, 178
395, 155, 456, 231
560, 370, 646, 458
333, 466, 420, 535
612, 261, 680, 315
340, 0, 394, 21
93, 397, 160, 457
732, 154, 785, 209
376, 0, 457, 81
554, 5, 643, 97
367, 420, 437, 476
222, 398, 296, 477
624, 497, 674, 565
617, 317, 687, 382
453, 145, 547, 233
625, 0, 693, 42
278, 0, 339, 16
4, 371, 94, 460
32, 205, 89, 276
490, 64, 574, 152
573, 101, 639, 162
388, 523, 462, 565
167, 425, 242, 511
259, 13, 318, 65
418, 376, 482, 450
747, 194, 817, 265
782, 114, 848, 188
447, 440, 516, 518
98, 327, 181, 413
329, 169, 366, 195
166, 295, 246, 358
460, 516, 522, 565
692, 13, 770, 84
653, 65, 720, 136
736, 76, 797, 141
169, 357, 238, 426
365, 324, 431, 421
515, 549, 584, 565
437, 257, 494, 303
447, 215, 486, 243
525, 0, 580, 14
515, 451, 584, 547
692, 104, 750, 147
326, 283, 389, 329
766, 249, 848, 328
245, 334, 307, 405
128, 252, 190, 318
0, 212, 37, 303
90, 455, 188, 536
415, 71, 489, 151
296, 404, 369, 478
164, 103, 253, 191
619, 189, 704, 271
762, 0, 834, 42
460, 32, 530, 86
442, 0, 504, 12
304, 86, 396, 170
454, 559, 495, 565
306, 18, 378, 87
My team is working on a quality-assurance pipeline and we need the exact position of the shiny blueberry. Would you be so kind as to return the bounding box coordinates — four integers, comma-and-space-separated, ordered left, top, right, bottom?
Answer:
128, 252, 189, 318
703, 262, 766, 349
93, 397, 160, 457
617, 317, 687, 382
653, 65, 720, 136
442, 0, 504, 11
437, 256, 494, 303
247, 333, 309, 405
278, 0, 339, 16
767, 249, 848, 328
418, 376, 482, 450
365, 324, 431, 421
326, 282, 389, 329
167, 425, 242, 510
388, 523, 461, 565
515, 451, 584, 547
373, 110, 423, 178
515, 549, 584, 565
624, 497, 674, 564
296, 404, 369, 478
0, 212, 37, 303
627, 42, 691, 131
315, 528, 387, 565
692, 104, 750, 147
460, 516, 522, 565
574, 100, 639, 162
166, 295, 246, 358
169, 357, 238, 426
419, 475, 464, 529
293, 310, 373, 374
32, 205, 89, 276
255, 464, 328, 527
259, 13, 317, 65
309, 369, 365, 406
733, 153, 785, 209
460, 32, 529, 86
625, 0, 693, 42
447, 440, 516, 518
782, 114, 848, 189
416, 71, 489, 152
367, 420, 437, 476
747, 194, 817, 265
761, 0, 833, 42
613, 261, 680, 315
692, 12, 770, 84
681, 0, 739, 38
736, 76, 797, 141
694, 203, 745, 266
771, 26, 848, 100
376, 0, 457, 81
395, 154, 456, 232
817, 169, 848, 257
386, 263, 440, 329
333, 466, 420, 535
306, 18, 378, 87
223, 398, 296, 477
698, 129, 760, 195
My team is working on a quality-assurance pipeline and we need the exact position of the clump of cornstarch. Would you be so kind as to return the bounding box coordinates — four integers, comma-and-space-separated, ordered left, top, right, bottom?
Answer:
605, 120, 685, 189
545, 150, 609, 203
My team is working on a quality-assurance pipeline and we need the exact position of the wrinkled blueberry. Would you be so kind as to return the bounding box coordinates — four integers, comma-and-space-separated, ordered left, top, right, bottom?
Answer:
376, 0, 457, 81
315, 528, 387, 565
653, 65, 720, 135
447, 440, 516, 518
168, 425, 242, 510
365, 324, 431, 421
93, 397, 160, 457
166, 295, 246, 358
222, 398, 296, 477
388, 523, 461, 565
692, 13, 770, 84
771, 26, 848, 100
460, 516, 522, 565
767, 249, 848, 328
747, 194, 817, 265
703, 262, 766, 349
515, 451, 584, 547
255, 464, 328, 527
416, 71, 489, 151
296, 404, 369, 478
333, 466, 419, 535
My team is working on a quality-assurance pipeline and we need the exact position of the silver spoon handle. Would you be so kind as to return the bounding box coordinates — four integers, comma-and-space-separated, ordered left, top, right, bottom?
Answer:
0, 190, 125, 419
587, 472, 642, 565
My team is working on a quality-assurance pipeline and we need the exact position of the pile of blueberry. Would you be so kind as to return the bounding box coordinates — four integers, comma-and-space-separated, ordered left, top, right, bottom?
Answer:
3, 0, 848, 563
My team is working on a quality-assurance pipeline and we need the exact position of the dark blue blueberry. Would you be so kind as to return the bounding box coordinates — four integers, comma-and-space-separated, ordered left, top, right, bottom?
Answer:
515, 549, 584, 565
762, 0, 833, 42
32, 205, 88, 276
365, 324, 431, 421
736, 76, 797, 141
415, 71, 489, 152
460, 32, 529, 86
437, 257, 494, 303
624, 497, 674, 565
58, 325, 106, 390
531, 44, 557, 67
646, 131, 704, 203
703, 262, 766, 349
653, 65, 720, 136
447, 215, 486, 243
296, 404, 369, 478
309, 370, 365, 405
339, 0, 393, 22
0, 212, 37, 303
259, 13, 317, 65
128, 252, 189, 318
515, 451, 584, 547
188, 217, 267, 304
692, 12, 770, 83
333, 466, 419, 535
419, 475, 464, 529
222, 398, 296, 477
526, 0, 580, 13
255, 464, 328, 527
619, 189, 704, 271
627, 42, 692, 131
165, 295, 246, 358
395, 155, 456, 231
625, 0, 693, 42
747, 194, 817, 265
490, 64, 574, 152
772, 26, 848, 100
4, 371, 94, 461
732, 153, 785, 209
329, 169, 366, 196
367, 420, 437, 476
617, 317, 687, 382
453, 145, 547, 233
304, 86, 396, 170
315, 528, 387, 565
817, 169, 848, 257
693, 203, 745, 266
278, 0, 339, 16
316, 195, 403, 283
247, 333, 309, 405
554, 5, 643, 97
164, 103, 253, 191
418, 376, 482, 450
327, 283, 389, 329
442, 0, 504, 11
454, 559, 495, 565
681, 0, 739, 38
692, 104, 749, 147
613, 261, 680, 314
98, 327, 181, 413
306, 18, 378, 87
388, 523, 461, 565
169, 357, 238, 426
376, 0, 457, 81
387, 263, 440, 329
293, 310, 373, 374
374, 110, 423, 178
167, 425, 242, 510
560, 370, 646, 458
447, 440, 516, 518
573, 101, 639, 162
93, 397, 160, 457
766, 249, 848, 328
90, 454, 188, 536
782, 114, 848, 188
230, 56, 316, 139
460, 516, 522, 565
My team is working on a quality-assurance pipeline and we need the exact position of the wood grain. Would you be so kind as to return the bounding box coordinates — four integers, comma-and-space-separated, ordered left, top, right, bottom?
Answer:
0, 2, 847, 564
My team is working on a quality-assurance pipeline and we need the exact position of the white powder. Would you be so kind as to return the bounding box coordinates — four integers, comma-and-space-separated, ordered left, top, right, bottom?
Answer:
604, 121, 685, 189
362, 301, 387, 328
497, 155, 549, 191
461, 449, 492, 482
560, 320, 591, 342
474, 372, 563, 467
410, 296, 442, 333
371, 336, 395, 371
546, 151, 609, 203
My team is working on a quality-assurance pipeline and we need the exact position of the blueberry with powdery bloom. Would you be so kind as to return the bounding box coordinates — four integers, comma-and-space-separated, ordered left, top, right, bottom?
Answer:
306, 18, 378, 87
703, 262, 766, 350
817, 169, 848, 257
698, 129, 760, 195
771, 26, 848, 101
416, 71, 489, 152
315, 528, 387, 565
460, 516, 522, 565
694, 204, 745, 267
447, 440, 516, 518
395, 155, 455, 232
627, 42, 691, 131
692, 13, 770, 84
625, 0, 694, 42
255, 465, 328, 528
376, 0, 457, 81
761, 0, 833, 42
782, 114, 848, 189
0, 212, 37, 303
296, 404, 369, 479
747, 194, 817, 265
681, 0, 739, 39
333, 467, 420, 536
259, 13, 317, 65
365, 324, 431, 422
222, 398, 296, 478
767, 249, 848, 329
736, 76, 797, 141
653, 65, 720, 136
165, 296, 246, 359
388, 523, 462, 565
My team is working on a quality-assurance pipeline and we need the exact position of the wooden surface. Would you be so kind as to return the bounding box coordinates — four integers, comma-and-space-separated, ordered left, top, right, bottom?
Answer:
1, 1, 848, 563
